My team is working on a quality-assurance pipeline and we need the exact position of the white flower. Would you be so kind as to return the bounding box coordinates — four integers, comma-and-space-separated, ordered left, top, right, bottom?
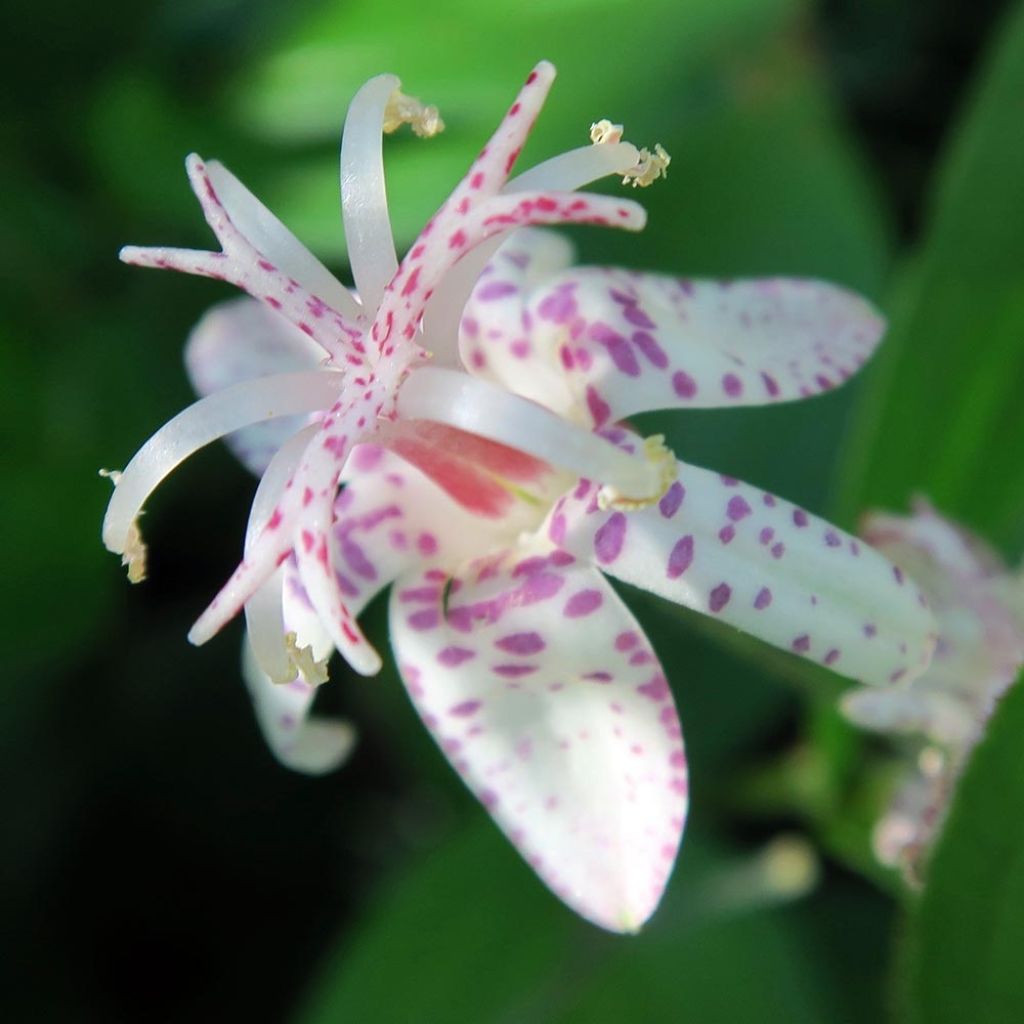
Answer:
841, 502, 1024, 880
102, 62, 936, 931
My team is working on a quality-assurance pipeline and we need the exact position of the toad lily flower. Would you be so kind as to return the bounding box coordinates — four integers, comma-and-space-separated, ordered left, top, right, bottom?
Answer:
841, 503, 1024, 882
102, 62, 936, 931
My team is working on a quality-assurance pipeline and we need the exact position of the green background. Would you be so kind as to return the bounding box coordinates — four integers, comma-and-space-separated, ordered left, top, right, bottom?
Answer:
4, 0, 1024, 1020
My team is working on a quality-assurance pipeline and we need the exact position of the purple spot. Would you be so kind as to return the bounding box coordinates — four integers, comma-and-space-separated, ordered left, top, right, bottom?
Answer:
792, 634, 810, 653
759, 527, 775, 545
496, 632, 545, 655
893, 565, 905, 585
824, 649, 840, 666
493, 664, 538, 678
521, 572, 564, 604
585, 385, 611, 427
335, 572, 359, 598
341, 538, 377, 581
637, 674, 671, 701
718, 525, 735, 544
672, 370, 697, 399
438, 646, 476, 667
667, 535, 694, 579
549, 512, 567, 546
565, 589, 603, 617
477, 281, 517, 301
727, 495, 752, 521
590, 322, 640, 377
657, 482, 684, 520
722, 373, 743, 397
632, 331, 668, 368
408, 608, 440, 631
538, 288, 577, 323
793, 509, 809, 528
615, 631, 638, 651
449, 699, 482, 716
754, 587, 772, 610
594, 512, 627, 564
709, 583, 731, 613
761, 372, 780, 397
623, 305, 656, 329
771, 542, 785, 559
864, 623, 877, 638
824, 530, 841, 548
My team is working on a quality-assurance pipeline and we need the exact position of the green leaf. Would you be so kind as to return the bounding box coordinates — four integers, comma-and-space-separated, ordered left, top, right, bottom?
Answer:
295, 818, 840, 1024
293, 820, 578, 1024
836, 2, 1024, 552
900, 669, 1024, 1023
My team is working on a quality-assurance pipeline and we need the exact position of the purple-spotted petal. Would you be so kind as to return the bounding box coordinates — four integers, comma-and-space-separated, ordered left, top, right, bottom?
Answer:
457, 229, 579, 412
550, 462, 937, 687
389, 554, 687, 933
185, 297, 326, 474
494, 269, 885, 424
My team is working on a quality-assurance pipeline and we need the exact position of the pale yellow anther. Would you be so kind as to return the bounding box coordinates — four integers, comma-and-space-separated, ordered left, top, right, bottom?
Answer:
101, 469, 147, 583
621, 143, 671, 188
121, 520, 148, 584
383, 89, 445, 138
282, 632, 330, 686
589, 119, 623, 145
598, 435, 678, 511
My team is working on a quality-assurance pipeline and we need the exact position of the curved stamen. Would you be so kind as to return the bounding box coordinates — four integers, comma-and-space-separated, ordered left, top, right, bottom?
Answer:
397, 367, 666, 501
102, 370, 344, 581
244, 424, 320, 683
506, 141, 641, 193
340, 74, 402, 314
188, 377, 388, 663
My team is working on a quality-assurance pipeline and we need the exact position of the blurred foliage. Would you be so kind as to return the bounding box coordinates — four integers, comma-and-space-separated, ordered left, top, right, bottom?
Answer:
901, 668, 1024, 1024
4, 0, 1024, 1021
836, 0, 1024, 556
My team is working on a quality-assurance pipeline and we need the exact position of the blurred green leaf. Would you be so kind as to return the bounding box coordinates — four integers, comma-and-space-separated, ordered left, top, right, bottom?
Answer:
836, 1, 1024, 552
899, 670, 1024, 1024
294, 820, 578, 1024
296, 816, 840, 1024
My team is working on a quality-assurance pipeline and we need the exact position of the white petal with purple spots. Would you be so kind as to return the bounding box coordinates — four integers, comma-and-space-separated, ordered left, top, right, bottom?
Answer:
550, 461, 937, 687
389, 554, 687, 933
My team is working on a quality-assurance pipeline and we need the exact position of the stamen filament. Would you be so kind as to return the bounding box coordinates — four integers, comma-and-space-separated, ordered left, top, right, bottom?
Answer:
102, 371, 344, 578
340, 74, 403, 314
244, 425, 320, 683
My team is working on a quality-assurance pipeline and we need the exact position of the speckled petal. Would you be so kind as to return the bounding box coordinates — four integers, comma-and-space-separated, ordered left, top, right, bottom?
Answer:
472, 268, 885, 424
185, 297, 326, 474
457, 229, 579, 414
389, 554, 687, 932
549, 463, 937, 687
